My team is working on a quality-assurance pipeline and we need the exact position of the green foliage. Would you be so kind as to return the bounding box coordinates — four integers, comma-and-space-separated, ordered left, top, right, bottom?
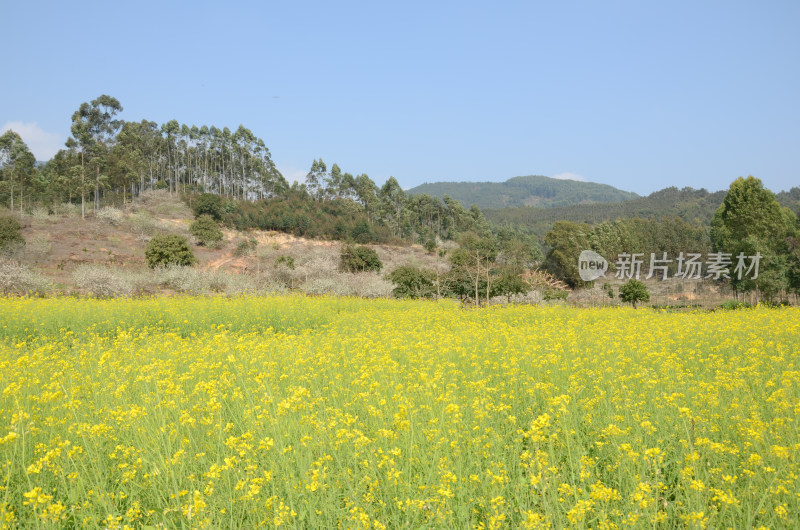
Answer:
543, 221, 592, 288
225, 194, 393, 244
193, 193, 223, 220
486, 187, 730, 242
711, 176, 798, 300
351, 219, 374, 243
494, 266, 531, 301
543, 288, 569, 302
145, 234, 197, 269
408, 175, 639, 210
275, 255, 295, 270
386, 266, 436, 299
154, 180, 169, 190
233, 239, 257, 257
719, 300, 753, 310
542, 216, 714, 287
619, 279, 650, 308
0, 216, 24, 251
340, 245, 382, 273
447, 232, 499, 305
189, 215, 224, 246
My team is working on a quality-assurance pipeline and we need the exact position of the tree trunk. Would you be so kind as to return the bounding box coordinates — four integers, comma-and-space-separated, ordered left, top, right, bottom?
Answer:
80, 152, 86, 219
95, 165, 100, 211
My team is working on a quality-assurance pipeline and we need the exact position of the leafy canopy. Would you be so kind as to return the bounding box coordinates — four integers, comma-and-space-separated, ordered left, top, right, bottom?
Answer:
145, 234, 197, 269
619, 279, 650, 308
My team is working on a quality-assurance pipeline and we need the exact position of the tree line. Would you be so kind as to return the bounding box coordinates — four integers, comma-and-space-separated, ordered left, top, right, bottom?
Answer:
541, 177, 800, 302
0, 95, 531, 249
1, 95, 286, 218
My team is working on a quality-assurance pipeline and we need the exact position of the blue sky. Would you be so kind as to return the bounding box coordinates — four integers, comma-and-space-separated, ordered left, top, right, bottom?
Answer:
2, 0, 798, 195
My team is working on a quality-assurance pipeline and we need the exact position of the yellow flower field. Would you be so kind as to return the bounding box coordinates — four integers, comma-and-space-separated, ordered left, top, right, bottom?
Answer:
1, 296, 798, 528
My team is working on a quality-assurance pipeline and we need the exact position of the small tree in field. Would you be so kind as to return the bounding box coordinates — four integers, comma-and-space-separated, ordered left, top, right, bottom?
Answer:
340, 244, 382, 273
386, 266, 435, 299
145, 234, 197, 268
619, 279, 650, 308
190, 215, 223, 246
0, 216, 25, 252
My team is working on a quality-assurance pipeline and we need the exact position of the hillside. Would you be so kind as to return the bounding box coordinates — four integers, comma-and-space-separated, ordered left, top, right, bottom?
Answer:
0, 191, 442, 298
485, 187, 724, 241
486, 185, 800, 242
407, 175, 639, 209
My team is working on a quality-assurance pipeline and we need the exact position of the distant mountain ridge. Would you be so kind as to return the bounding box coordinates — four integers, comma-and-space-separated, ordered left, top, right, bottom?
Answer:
484, 185, 800, 242
406, 175, 639, 210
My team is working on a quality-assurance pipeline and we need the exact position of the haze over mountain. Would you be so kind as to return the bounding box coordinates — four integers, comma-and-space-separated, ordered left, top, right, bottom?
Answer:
407, 175, 639, 210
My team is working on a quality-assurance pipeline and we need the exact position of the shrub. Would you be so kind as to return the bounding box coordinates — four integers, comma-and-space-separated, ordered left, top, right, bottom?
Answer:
145, 234, 197, 268
719, 300, 753, 310
346, 272, 393, 298
386, 265, 436, 299
54, 202, 80, 217
127, 211, 158, 240
193, 193, 223, 220
154, 179, 169, 190
190, 215, 223, 246
0, 258, 50, 295
543, 288, 569, 302
619, 279, 650, 308
96, 206, 124, 226
0, 216, 25, 252
351, 220, 373, 242
29, 206, 51, 223
72, 265, 135, 298
234, 239, 257, 257
151, 265, 285, 295
340, 244, 382, 273
275, 255, 296, 269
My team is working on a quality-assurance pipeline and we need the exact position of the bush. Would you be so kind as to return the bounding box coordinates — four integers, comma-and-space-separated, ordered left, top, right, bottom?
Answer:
0, 258, 50, 295
275, 255, 295, 269
152, 265, 286, 295
386, 266, 435, 299
340, 244, 382, 273
54, 202, 80, 217
619, 279, 650, 308
0, 216, 25, 252
543, 288, 568, 302
234, 239, 257, 257
72, 265, 135, 298
190, 215, 224, 246
145, 234, 197, 268
193, 193, 223, 220
29, 206, 51, 223
719, 300, 753, 311
127, 211, 158, 240
96, 206, 124, 226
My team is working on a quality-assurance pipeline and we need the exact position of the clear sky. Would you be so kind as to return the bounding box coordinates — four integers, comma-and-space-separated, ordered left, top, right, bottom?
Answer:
2, 0, 798, 195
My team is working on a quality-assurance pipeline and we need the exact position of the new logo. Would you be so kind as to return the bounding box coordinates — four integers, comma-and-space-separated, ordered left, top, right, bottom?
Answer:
578, 250, 608, 282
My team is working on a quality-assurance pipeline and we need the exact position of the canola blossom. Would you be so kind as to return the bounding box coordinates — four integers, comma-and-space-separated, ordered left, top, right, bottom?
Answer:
1, 296, 798, 528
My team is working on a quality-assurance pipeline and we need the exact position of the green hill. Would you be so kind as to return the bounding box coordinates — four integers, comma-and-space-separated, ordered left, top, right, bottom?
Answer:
407, 175, 639, 210
486, 185, 800, 242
